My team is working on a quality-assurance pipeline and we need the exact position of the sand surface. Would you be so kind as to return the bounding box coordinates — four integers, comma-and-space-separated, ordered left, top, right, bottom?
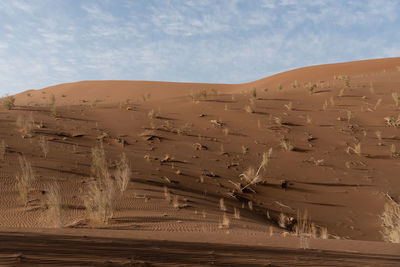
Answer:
1, 57, 400, 265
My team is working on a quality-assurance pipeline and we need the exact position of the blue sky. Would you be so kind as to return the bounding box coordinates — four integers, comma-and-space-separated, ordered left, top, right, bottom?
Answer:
0, 0, 399, 95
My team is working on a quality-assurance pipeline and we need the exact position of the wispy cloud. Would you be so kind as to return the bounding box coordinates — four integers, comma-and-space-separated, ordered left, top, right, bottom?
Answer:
0, 0, 399, 95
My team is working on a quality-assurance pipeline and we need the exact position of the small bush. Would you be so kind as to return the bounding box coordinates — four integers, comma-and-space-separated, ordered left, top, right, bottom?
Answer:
15, 156, 35, 206
83, 177, 115, 223
2, 95, 15, 110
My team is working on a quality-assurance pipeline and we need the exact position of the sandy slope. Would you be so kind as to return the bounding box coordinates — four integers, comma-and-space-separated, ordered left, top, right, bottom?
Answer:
1, 57, 400, 265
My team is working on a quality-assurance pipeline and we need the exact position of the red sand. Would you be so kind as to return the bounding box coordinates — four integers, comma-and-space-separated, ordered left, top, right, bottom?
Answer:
1, 57, 400, 265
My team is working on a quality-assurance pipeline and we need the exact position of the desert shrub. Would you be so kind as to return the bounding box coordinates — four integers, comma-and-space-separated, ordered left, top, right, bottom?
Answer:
115, 152, 131, 193
85, 143, 115, 223
83, 177, 115, 223
15, 156, 35, 206
2, 95, 15, 110
381, 199, 400, 243
16, 114, 34, 135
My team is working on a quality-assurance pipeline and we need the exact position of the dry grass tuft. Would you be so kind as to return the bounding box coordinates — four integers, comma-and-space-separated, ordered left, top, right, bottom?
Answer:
347, 143, 361, 156
39, 136, 49, 158
234, 207, 240, 219
45, 182, 62, 228
392, 92, 399, 107
380, 198, 400, 243
304, 82, 316, 95
15, 156, 35, 206
239, 148, 272, 190
280, 138, 294, 151
115, 152, 131, 193
384, 115, 400, 127
219, 212, 230, 228
16, 114, 35, 136
219, 198, 227, 211
0, 140, 7, 160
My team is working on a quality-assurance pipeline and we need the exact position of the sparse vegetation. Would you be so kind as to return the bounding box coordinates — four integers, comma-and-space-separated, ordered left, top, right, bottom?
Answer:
381, 198, 400, 243
347, 143, 362, 156
91, 142, 107, 178
219, 212, 230, 228
83, 177, 115, 223
2, 95, 15, 110
392, 92, 399, 107
84, 143, 115, 223
39, 136, 49, 158
189, 89, 207, 101
0, 140, 6, 160
45, 183, 62, 228
245, 98, 256, 113
305, 82, 316, 95
239, 148, 272, 190
219, 198, 227, 211
374, 98, 382, 110
284, 102, 293, 111
15, 156, 35, 206
375, 130, 382, 146
16, 114, 34, 136
280, 138, 294, 151
114, 152, 131, 193
384, 115, 400, 127
338, 88, 345, 97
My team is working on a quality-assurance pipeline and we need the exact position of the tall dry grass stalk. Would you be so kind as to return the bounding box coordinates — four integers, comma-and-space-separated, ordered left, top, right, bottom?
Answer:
15, 156, 35, 206
91, 142, 107, 178
115, 152, 131, 193
39, 136, 49, 158
0, 140, 6, 160
45, 182, 62, 228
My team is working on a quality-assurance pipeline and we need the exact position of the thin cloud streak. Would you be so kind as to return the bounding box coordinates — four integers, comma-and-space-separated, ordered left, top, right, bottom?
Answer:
0, 0, 399, 94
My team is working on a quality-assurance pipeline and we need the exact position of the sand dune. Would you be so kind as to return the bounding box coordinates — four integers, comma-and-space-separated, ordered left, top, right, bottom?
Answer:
1, 57, 400, 265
